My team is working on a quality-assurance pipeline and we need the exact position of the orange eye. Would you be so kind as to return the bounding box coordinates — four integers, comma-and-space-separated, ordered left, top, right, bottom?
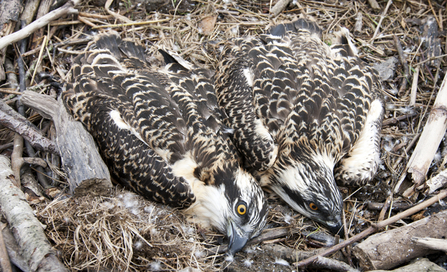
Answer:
309, 203, 318, 211
237, 204, 247, 215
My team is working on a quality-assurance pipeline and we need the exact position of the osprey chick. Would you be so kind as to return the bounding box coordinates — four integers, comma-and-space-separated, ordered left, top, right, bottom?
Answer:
63, 32, 267, 253
215, 19, 384, 234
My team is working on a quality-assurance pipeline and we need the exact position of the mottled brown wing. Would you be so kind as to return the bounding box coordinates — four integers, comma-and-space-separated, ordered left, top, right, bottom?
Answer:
216, 19, 382, 171
63, 32, 195, 208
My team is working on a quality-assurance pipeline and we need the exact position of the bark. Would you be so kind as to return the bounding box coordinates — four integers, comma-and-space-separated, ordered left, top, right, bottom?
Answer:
0, 224, 12, 272
0, 155, 68, 272
2, 226, 30, 272
21, 91, 113, 195
0, 99, 58, 154
352, 210, 447, 270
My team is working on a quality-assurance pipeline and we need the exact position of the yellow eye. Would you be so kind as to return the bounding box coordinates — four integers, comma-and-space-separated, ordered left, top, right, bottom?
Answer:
309, 203, 318, 211
237, 204, 247, 215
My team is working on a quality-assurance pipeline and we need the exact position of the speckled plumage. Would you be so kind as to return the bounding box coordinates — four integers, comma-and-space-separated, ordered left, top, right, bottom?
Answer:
63, 32, 267, 253
215, 19, 384, 234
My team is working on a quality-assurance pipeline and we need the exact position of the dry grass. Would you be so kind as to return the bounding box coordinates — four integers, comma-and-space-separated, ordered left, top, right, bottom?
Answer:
1, 0, 446, 271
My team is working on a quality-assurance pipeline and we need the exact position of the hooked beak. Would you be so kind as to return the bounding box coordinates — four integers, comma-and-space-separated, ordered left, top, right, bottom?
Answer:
226, 220, 249, 255
324, 215, 344, 237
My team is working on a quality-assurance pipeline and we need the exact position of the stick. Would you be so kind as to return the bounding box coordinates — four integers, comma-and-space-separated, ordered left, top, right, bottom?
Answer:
0, 100, 58, 154
411, 237, 447, 253
0, 155, 69, 272
370, 0, 393, 42
394, 35, 410, 94
313, 256, 360, 272
21, 91, 113, 195
270, 0, 292, 17
104, 0, 133, 24
295, 189, 447, 267
406, 72, 447, 187
354, 211, 447, 270
0, 0, 79, 50
410, 65, 420, 106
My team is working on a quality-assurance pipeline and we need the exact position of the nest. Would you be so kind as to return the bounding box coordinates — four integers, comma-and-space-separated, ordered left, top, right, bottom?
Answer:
1, 0, 447, 271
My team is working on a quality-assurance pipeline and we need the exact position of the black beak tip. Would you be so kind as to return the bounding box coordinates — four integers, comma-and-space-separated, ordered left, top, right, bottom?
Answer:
327, 222, 344, 237
227, 223, 249, 255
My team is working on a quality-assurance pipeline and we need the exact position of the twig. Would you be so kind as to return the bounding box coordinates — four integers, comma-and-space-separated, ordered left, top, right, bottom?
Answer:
393, 35, 410, 94
382, 112, 418, 126
104, 0, 133, 24
0, 100, 58, 154
427, 0, 441, 29
313, 256, 360, 272
410, 65, 420, 106
296, 189, 447, 267
91, 18, 170, 29
30, 35, 48, 85
370, 0, 393, 43
0, 155, 69, 271
0, 0, 79, 50
0, 88, 21, 95
270, 0, 292, 17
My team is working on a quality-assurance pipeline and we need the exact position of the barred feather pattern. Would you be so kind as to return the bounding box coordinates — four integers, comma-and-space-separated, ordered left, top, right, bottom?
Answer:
63, 33, 255, 211
216, 19, 384, 232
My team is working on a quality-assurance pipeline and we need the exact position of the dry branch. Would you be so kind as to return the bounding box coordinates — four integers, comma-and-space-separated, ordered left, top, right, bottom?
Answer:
20, 0, 40, 25
1, 226, 29, 272
0, 0, 79, 51
0, 155, 68, 272
21, 91, 113, 195
411, 237, 447, 253
313, 256, 359, 272
404, 71, 447, 189
353, 210, 447, 270
0, 100, 58, 154
270, 0, 292, 17
296, 190, 447, 268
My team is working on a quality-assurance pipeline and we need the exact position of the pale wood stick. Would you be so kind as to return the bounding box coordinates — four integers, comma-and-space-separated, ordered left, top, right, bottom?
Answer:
296, 189, 447, 268
270, 0, 292, 17
370, 0, 393, 42
406, 71, 447, 188
412, 237, 447, 252
0, 0, 79, 51
0, 155, 69, 271
410, 65, 420, 106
